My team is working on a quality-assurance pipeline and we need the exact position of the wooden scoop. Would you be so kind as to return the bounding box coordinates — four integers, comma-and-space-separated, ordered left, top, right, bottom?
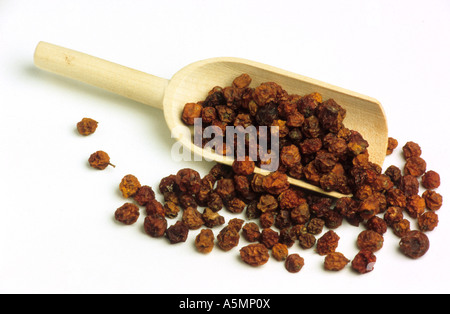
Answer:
34, 41, 388, 198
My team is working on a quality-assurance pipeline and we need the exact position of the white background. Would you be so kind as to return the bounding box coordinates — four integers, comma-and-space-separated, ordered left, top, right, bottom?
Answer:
1, 0, 449, 294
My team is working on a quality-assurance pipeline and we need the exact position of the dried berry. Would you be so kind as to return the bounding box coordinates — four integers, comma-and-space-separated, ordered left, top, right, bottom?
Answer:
204, 86, 226, 107
399, 175, 419, 197
402, 141, 422, 159
164, 192, 179, 205
278, 227, 296, 248
88, 150, 115, 170
215, 178, 236, 202
115, 203, 140, 225
357, 230, 384, 252
418, 211, 439, 232
144, 215, 167, 237
257, 194, 278, 213
176, 168, 201, 195
302, 162, 320, 186
216, 105, 236, 123
223, 86, 246, 110
307, 218, 325, 235
179, 194, 198, 210
421, 170, 440, 189
245, 200, 261, 220
286, 110, 305, 128
323, 210, 344, 229
133, 185, 155, 206
240, 243, 270, 267
251, 174, 266, 193
315, 151, 338, 174
316, 230, 340, 256
77, 117, 98, 135
272, 243, 289, 261
159, 175, 179, 195
316, 99, 346, 133
259, 228, 279, 249
357, 195, 381, 220
226, 197, 246, 214
405, 195, 426, 218
422, 190, 443, 211
280, 145, 301, 168
290, 203, 310, 225
308, 195, 333, 218
166, 221, 189, 244
262, 171, 290, 195
119, 174, 141, 198
392, 219, 411, 238
232, 157, 255, 176
259, 212, 275, 228
335, 197, 362, 227
234, 175, 252, 199
164, 201, 180, 219
302, 115, 322, 139
386, 137, 398, 155
195, 229, 215, 253
202, 208, 225, 228
352, 250, 376, 274
324, 252, 350, 271
278, 189, 302, 210
201, 106, 217, 124
253, 82, 284, 106
207, 192, 224, 212
285, 254, 304, 273
182, 207, 204, 229
383, 206, 403, 226
182, 102, 202, 125
228, 218, 245, 232
145, 199, 165, 217
242, 222, 261, 242
404, 156, 427, 177
217, 224, 240, 251
399, 230, 430, 259
232, 73, 252, 89
299, 138, 322, 155
366, 216, 387, 235
347, 130, 369, 156
323, 133, 347, 158
386, 188, 407, 208
298, 92, 321, 117
298, 232, 316, 249
384, 165, 402, 186
274, 210, 291, 229
254, 102, 278, 126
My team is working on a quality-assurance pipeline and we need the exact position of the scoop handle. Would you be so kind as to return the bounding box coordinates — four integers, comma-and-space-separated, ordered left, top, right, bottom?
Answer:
34, 41, 168, 110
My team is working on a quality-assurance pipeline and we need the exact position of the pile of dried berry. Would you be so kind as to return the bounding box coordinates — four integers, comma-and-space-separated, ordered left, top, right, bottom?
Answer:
182, 73, 367, 195
78, 72, 443, 274
112, 141, 441, 274
183, 74, 443, 273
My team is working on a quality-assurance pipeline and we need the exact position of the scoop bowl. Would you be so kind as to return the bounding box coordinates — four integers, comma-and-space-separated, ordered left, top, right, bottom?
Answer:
34, 41, 388, 198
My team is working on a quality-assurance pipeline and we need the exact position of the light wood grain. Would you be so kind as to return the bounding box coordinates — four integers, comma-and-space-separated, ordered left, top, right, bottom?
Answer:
34, 41, 168, 109
34, 41, 388, 198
